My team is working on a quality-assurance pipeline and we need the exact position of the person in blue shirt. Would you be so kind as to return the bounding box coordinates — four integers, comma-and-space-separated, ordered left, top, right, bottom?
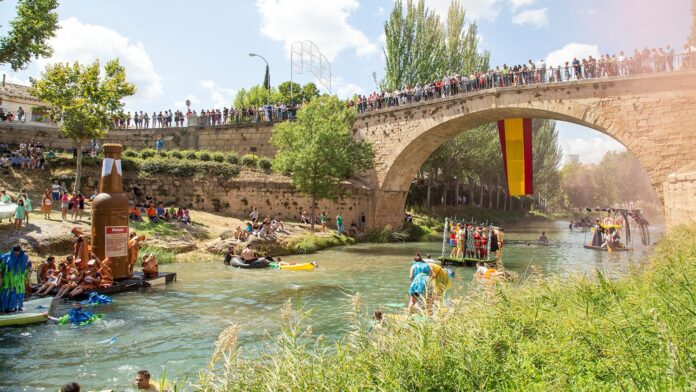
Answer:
155, 137, 164, 152
407, 253, 434, 315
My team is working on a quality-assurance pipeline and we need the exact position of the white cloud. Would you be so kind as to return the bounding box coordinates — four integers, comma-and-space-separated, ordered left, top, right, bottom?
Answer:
545, 43, 600, 67
560, 136, 625, 164
37, 17, 163, 102
255, 0, 377, 61
424, 0, 500, 21
509, 0, 535, 11
331, 76, 367, 99
199, 80, 235, 108
512, 8, 548, 27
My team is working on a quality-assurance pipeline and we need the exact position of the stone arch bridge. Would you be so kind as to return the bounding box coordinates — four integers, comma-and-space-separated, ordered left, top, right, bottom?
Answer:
353, 70, 696, 229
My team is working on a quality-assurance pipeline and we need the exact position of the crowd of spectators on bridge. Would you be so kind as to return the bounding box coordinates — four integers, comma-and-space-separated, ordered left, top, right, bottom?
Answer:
112, 102, 303, 130
351, 44, 694, 113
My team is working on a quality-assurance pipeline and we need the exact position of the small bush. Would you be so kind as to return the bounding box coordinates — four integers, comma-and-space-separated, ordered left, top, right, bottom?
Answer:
170, 151, 183, 159
197, 151, 211, 161
123, 150, 138, 158
225, 153, 239, 165
157, 151, 169, 159
241, 154, 258, 167
140, 148, 156, 159
138, 159, 240, 180
258, 157, 272, 171
212, 152, 225, 163
184, 150, 197, 160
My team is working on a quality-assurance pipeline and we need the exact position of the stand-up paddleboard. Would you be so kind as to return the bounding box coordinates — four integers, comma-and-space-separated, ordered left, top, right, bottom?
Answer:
0, 296, 54, 327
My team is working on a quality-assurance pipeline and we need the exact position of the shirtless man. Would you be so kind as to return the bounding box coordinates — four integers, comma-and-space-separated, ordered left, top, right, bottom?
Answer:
135, 370, 158, 391
240, 244, 256, 263
37, 256, 56, 284
128, 232, 146, 275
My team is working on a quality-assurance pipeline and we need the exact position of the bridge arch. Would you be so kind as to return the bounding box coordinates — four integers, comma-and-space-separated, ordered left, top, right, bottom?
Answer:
352, 71, 696, 229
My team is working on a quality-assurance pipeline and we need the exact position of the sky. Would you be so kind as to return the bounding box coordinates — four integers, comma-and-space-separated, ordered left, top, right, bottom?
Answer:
0, 0, 691, 163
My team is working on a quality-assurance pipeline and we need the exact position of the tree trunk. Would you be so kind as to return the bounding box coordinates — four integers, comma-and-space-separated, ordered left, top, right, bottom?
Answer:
468, 184, 474, 207
496, 181, 501, 210
479, 179, 484, 208
74, 141, 83, 193
310, 194, 316, 232
426, 176, 432, 208
454, 178, 460, 206
488, 186, 493, 209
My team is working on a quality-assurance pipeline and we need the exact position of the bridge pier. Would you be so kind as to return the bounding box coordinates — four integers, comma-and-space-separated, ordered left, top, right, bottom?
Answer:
664, 171, 696, 227
371, 189, 409, 229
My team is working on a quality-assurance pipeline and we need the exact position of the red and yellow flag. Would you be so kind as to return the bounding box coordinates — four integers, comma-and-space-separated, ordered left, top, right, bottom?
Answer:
497, 118, 533, 196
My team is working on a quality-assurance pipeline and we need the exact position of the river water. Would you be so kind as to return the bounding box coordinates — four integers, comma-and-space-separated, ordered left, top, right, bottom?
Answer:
0, 221, 662, 391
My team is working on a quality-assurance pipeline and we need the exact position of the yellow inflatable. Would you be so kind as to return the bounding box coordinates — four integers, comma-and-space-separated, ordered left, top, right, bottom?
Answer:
279, 262, 315, 271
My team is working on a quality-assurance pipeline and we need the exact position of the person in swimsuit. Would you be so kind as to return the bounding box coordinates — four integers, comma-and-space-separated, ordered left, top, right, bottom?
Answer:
36, 256, 56, 284
35, 263, 64, 296
408, 254, 433, 315
128, 232, 146, 275
40, 189, 52, 220
55, 263, 81, 298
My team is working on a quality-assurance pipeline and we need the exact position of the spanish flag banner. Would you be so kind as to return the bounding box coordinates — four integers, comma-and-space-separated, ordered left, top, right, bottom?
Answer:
497, 118, 533, 196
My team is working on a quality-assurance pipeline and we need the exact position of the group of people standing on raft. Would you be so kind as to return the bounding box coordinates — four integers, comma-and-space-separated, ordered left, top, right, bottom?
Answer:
448, 223, 504, 262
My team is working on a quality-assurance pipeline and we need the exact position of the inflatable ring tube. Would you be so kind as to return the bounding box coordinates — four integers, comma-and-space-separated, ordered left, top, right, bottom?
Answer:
229, 256, 270, 269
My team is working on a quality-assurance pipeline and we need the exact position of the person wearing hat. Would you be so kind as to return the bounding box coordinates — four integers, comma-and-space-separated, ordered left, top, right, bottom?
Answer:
0, 245, 30, 312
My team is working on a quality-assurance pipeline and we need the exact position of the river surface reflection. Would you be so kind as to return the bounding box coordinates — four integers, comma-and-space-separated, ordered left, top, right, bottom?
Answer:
0, 220, 662, 390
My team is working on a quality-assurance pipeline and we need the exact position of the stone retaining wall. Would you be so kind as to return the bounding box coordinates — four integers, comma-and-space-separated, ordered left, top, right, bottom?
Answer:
0, 122, 277, 157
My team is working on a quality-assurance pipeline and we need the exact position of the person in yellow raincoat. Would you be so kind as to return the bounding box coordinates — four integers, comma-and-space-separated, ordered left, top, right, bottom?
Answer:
427, 262, 451, 304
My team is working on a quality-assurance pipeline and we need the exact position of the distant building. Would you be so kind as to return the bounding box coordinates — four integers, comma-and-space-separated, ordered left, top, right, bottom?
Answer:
0, 74, 51, 125
566, 154, 580, 164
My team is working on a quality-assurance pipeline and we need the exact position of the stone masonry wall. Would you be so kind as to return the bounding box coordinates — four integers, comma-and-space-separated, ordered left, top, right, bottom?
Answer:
0, 122, 277, 157
76, 167, 373, 225
663, 171, 696, 227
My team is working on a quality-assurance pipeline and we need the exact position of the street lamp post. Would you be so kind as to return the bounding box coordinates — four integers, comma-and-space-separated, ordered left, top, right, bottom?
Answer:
249, 53, 270, 106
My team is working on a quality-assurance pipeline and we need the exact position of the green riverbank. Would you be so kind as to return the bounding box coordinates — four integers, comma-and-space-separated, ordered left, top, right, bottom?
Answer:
174, 225, 696, 391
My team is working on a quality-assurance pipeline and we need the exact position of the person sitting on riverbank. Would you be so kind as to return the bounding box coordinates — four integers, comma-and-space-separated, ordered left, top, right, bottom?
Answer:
300, 211, 311, 224
141, 254, 159, 279
232, 226, 247, 241
130, 206, 143, 222
156, 204, 167, 221
147, 204, 158, 223
177, 207, 191, 225
272, 215, 285, 232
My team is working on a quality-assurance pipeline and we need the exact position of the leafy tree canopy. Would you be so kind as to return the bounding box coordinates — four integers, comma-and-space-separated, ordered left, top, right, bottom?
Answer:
30, 59, 136, 191
271, 95, 374, 229
0, 0, 59, 71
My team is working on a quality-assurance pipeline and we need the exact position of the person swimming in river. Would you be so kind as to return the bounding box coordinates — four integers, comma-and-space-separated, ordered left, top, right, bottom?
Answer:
538, 232, 549, 245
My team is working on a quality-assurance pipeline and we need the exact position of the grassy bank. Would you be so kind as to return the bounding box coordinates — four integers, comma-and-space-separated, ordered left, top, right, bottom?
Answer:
175, 225, 696, 391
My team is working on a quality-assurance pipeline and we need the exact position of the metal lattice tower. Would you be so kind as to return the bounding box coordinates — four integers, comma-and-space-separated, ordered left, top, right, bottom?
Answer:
291, 41, 332, 94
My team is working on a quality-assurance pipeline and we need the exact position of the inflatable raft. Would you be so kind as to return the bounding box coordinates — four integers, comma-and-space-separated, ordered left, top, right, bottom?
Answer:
0, 296, 54, 327
228, 256, 271, 269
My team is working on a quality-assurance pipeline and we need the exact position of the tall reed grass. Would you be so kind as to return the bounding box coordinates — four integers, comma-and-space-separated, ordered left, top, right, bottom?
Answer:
169, 226, 696, 391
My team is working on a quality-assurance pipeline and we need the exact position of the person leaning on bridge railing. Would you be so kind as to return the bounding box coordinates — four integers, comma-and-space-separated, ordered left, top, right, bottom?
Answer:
351, 45, 690, 113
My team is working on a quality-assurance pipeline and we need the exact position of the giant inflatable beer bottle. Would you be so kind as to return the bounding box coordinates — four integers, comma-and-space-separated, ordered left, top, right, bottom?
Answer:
91, 144, 131, 279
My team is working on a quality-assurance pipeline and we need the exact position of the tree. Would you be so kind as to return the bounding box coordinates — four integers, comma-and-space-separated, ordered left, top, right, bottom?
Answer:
301, 82, 320, 102
277, 81, 302, 105
381, 0, 488, 91
233, 84, 280, 108
31, 59, 136, 192
263, 64, 270, 91
271, 95, 374, 230
0, 0, 59, 71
